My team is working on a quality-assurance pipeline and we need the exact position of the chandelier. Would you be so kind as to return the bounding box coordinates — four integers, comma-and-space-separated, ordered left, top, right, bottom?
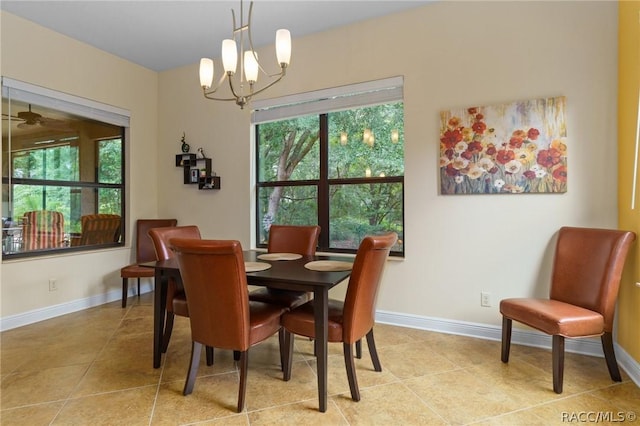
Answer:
198, 1, 291, 109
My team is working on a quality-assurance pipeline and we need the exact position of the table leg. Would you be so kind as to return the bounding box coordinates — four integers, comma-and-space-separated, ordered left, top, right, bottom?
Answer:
313, 287, 329, 412
153, 269, 168, 368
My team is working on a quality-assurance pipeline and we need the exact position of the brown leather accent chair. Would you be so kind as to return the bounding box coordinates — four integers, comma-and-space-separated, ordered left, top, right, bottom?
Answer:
170, 238, 287, 413
120, 219, 177, 308
248, 224, 321, 308
281, 232, 398, 402
500, 226, 636, 394
148, 225, 209, 357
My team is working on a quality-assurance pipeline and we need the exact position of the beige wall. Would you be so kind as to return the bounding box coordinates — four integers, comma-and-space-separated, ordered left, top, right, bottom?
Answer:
2, 1, 633, 364
0, 12, 159, 317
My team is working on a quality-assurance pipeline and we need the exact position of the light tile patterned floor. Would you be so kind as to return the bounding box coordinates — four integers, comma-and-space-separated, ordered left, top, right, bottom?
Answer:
1, 292, 639, 425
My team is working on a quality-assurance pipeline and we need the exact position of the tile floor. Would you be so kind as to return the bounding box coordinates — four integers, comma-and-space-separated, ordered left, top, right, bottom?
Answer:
1, 292, 639, 425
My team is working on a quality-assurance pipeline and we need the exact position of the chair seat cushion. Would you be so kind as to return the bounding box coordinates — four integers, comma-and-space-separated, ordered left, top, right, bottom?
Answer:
120, 264, 155, 278
282, 299, 345, 342
248, 301, 287, 344
248, 288, 311, 309
500, 298, 604, 337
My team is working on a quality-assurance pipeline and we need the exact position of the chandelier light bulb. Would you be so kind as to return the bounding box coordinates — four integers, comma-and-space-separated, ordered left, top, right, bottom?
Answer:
244, 51, 259, 83
276, 29, 291, 66
222, 39, 238, 74
391, 128, 399, 143
199, 58, 214, 89
340, 132, 348, 145
363, 128, 371, 143
365, 167, 372, 178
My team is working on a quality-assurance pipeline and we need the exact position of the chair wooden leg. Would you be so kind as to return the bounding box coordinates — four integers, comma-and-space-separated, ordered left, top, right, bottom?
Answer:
366, 329, 382, 372
283, 330, 294, 381
206, 346, 214, 366
162, 312, 176, 353
601, 332, 622, 382
501, 316, 512, 363
233, 350, 241, 361
237, 350, 248, 413
137, 277, 141, 298
278, 328, 285, 370
355, 339, 362, 359
343, 342, 360, 401
183, 341, 202, 395
121, 278, 128, 308
552, 335, 565, 394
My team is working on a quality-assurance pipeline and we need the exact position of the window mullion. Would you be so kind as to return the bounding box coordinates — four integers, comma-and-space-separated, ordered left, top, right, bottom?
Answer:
318, 114, 330, 250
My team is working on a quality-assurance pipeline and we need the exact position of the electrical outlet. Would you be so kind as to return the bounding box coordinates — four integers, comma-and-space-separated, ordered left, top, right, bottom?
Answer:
49, 278, 57, 292
480, 291, 491, 307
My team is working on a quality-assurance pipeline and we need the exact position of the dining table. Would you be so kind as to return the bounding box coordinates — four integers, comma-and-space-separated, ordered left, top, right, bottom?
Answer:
142, 250, 354, 413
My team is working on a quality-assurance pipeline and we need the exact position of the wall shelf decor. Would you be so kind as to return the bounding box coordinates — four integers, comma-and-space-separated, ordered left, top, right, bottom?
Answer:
175, 154, 221, 190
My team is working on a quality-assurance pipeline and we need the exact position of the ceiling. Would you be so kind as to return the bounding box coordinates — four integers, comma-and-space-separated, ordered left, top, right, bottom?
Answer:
1, 1, 432, 72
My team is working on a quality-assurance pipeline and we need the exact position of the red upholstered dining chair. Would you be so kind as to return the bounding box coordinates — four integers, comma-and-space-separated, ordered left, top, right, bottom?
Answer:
120, 219, 177, 308
281, 232, 398, 402
21, 210, 65, 250
500, 226, 636, 394
148, 225, 209, 356
170, 238, 286, 413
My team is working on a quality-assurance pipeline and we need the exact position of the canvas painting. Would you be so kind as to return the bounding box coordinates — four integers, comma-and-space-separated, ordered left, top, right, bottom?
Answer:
439, 96, 567, 194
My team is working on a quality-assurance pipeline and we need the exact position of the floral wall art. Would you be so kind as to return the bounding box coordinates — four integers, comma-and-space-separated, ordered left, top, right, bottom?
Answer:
439, 96, 567, 194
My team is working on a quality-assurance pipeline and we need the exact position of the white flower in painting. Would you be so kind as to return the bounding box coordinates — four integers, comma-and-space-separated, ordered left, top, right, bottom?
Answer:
454, 141, 468, 153
530, 164, 542, 172
477, 157, 495, 172
535, 168, 547, 178
452, 157, 469, 170
494, 179, 506, 189
467, 165, 484, 180
504, 159, 522, 174
454, 175, 464, 184
440, 156, 451, 167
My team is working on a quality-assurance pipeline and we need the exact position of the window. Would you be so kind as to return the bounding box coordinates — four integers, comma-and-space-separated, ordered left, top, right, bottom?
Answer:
254, 77, 404, 256
2, 78, 128, 258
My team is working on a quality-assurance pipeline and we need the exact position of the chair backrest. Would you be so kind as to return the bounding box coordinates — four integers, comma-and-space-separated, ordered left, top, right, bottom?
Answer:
170, 238, 251, 351
148, 225, 201, 261
268, 224, 321, 255
342, 232, 398, 343
22, 210, 64, 250
135, 219, 178, 263
77, 214, 122, 246
550, 226, 635, 332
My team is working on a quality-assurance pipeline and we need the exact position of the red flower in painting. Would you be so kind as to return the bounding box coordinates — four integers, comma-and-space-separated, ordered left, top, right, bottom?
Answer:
496, 149, 515, 164
509, 136, 524, 148
523, 170, 536, 180
528, 128, 540, 140
537, 147, 562, 168
440, 129, 463, 149
468, 107, 478, 115
445, 163, 459, 177
475, 114, 484, 121
472, 121, 487, 134
485, 144, 497, 156
467, 141, 483, 155
552, 165, 567, 182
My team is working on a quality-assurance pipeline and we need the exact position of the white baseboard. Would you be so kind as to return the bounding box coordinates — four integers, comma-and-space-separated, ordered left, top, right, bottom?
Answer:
0, 282, 153, 331
2, 296, 638, 388
375, 309, 640, 388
